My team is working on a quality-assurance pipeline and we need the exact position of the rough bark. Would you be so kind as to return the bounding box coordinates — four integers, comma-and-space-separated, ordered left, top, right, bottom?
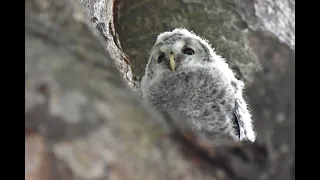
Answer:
25, 0, 294, 180
79, 0, 138, 92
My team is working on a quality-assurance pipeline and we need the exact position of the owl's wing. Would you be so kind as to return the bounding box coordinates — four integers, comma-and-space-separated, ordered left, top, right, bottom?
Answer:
233, 97, 255, 141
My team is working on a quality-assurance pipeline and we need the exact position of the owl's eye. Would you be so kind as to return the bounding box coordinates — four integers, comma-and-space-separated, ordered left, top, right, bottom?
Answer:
158, 53, 165, 63
183, 48, 194, 55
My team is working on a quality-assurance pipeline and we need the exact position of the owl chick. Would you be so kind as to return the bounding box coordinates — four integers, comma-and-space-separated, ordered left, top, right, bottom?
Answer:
141, 28, 256, 142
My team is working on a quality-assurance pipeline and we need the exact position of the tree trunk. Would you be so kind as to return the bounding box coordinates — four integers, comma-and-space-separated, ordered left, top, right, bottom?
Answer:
25, 0, 295, 180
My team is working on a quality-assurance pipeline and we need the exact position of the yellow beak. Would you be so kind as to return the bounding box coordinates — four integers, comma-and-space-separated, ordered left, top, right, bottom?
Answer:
169, 53, 176, 72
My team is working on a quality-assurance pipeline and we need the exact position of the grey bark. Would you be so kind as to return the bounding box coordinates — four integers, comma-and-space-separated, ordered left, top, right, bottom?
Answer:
25, 0, 294, 180
79, 0, 138, 92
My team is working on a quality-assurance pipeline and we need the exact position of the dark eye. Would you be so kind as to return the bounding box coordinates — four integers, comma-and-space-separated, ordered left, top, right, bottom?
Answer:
158, 53, 165, 63
183, 48, 194, 55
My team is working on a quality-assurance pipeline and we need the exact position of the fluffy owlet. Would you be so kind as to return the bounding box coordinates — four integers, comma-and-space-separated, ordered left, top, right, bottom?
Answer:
141, 28, 256, 142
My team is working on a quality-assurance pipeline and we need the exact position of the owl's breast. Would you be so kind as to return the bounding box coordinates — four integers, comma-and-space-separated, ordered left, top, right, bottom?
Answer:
144, 67, 238, 139
146, 67, 235, 115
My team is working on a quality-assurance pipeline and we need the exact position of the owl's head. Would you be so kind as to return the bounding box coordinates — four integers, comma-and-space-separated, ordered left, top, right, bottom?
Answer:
144, 28, 221, 79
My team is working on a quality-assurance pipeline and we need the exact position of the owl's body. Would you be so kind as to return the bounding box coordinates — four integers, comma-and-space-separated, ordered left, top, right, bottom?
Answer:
141, 28, 255, 142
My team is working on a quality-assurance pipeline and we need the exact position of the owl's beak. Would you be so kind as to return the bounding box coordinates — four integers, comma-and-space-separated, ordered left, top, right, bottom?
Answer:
169, 53, 176, 72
